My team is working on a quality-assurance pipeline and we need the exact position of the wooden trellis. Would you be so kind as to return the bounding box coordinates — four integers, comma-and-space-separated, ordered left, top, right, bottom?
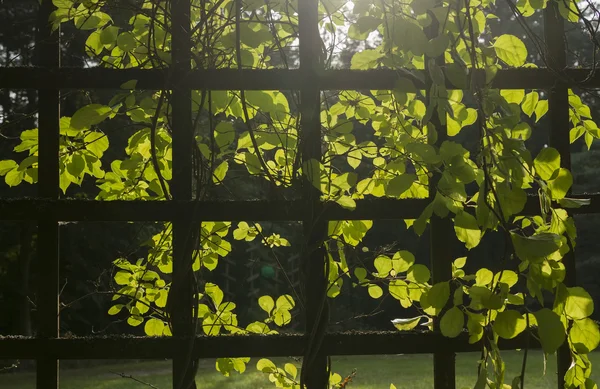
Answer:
0, 1, 597, 389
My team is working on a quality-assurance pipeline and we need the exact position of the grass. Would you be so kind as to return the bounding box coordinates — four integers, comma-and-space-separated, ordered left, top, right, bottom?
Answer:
3, 351, 599, 389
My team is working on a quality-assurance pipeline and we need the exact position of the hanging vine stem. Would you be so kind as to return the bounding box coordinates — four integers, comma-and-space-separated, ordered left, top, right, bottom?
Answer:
234, 0, 280, 187
457, 0, 533, 385
150, 90, 171, 200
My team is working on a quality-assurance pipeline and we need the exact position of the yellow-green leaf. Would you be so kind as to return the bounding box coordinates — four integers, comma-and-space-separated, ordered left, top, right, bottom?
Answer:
493, 310, 526, 339
440, 306, 464, 338
570, 318, 600, 353
565, 287, 594, 320
454, 211, 482, 249
494, 34, 527, 67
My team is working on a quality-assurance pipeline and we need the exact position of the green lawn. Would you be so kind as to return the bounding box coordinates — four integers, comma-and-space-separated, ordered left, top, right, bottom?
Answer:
3, 351, 598, 389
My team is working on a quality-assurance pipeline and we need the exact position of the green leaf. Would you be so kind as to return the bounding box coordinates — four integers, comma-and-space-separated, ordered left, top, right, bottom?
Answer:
565, 287, 594, 320
233, 222, 250, 240
454, 211, 482, 249
454, 257, 467, 269
558, 197, 590, 208
535, 100, 549, 122
144, 318, 165, 336
335, 195, 356, 210
303, 159, 325, 189
522, 92, 539, 117
511, 122, 531, 141
117, 31, 137, 51
474, 368, 487, 389
108, 304, 124, 315
475, 268, 493, 286
570, 318, 600, 353
374, 255, 392, 277
205, 283, 224, 307
75, 11, 112, 30
216, 358, 234, 377
84, 132, 109, 157
256, 358, 277, 373
387, 174, 416, 197
120, 80, 138, 90
534, 147, 560, 180
258, 295, 275, 315
354, 267, 367, 281
100, 26, 119, 45
389, 280, 409, 300
114, 270, 132, 285
215, 122, 235, 149
348, 149, 362, 169
276, 295, 295, 310
213, 161, 229, 183
493, 270, 519, 288
501, 89, 525, 105
406, 142, 440, 164
391, 316, 424, 331
428, 281, 450, 309
493, 310, 526, 339
534, 308, 566, 354
245, 91, 275, 112
511, 232, 560, 262
392, 251, 416, 273
127, 315, 144, 327
348, 16, 381, 40
350, 49, 382, 70
548, 168, 573, 200
440, 306, 464, 338
494, 34, 527, 67
246, 321, 272, 334
71, 104, 112, 130
392, 20, 428, 56
85, 30, 103, 55
59, 171, 71, 193
407, 264, 430, 283
284, 363, 297, 379
0, 160, 17, 175
445, 63, 468, 89
426, 34, 450, 58
368, 284, 383, 298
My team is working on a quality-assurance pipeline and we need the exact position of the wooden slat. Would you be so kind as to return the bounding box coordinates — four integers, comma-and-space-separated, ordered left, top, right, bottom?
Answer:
0, 194, 598, 221
2, 67, 600, 90
35, 1, 61, 389
0, 332, 540, 359
425, 9, 456, 389
298, 0, 329, 388
543, 5, 574, 389
169, 0, 196, 388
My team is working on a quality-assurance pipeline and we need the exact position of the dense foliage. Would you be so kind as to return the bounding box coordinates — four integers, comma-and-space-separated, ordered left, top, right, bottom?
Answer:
2, 0, 600, 388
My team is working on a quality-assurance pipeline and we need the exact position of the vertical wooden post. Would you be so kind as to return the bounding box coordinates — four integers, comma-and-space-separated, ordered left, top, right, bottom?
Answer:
170, 0, 195, 388
543, 5, 573, 388
425, 8, 456, 389
299, 0, 328, 388
36, 1, 60, 389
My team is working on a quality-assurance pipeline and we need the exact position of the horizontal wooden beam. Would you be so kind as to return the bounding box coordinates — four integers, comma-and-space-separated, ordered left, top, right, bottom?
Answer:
0, 198, 426, 221
1, 67, 598, 90
0, 332, 538, 359
0, 194, 597, 222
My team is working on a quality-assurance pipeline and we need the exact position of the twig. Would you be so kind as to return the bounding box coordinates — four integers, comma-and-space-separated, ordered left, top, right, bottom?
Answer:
110, 371, 161, 389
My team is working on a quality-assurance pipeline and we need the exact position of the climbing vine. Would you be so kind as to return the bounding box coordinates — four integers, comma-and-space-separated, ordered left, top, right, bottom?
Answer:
1, 0, 599, 388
